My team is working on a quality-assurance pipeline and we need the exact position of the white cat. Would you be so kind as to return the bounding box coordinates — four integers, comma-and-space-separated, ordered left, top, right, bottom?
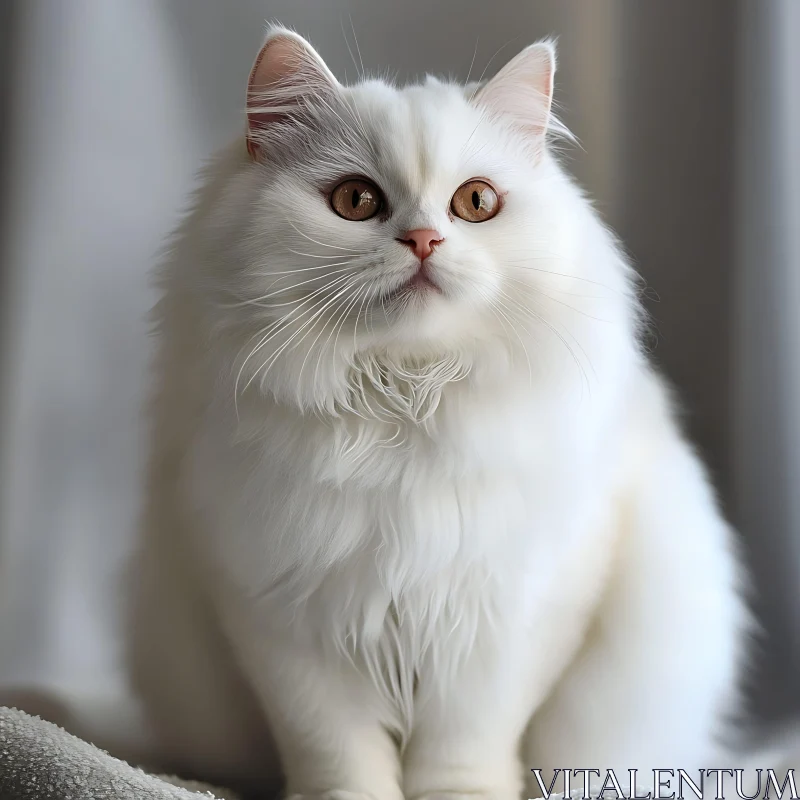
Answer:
128, 25, 751, 800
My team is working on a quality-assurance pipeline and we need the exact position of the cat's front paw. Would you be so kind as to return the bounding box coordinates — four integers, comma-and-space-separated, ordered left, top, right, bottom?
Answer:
287, 791, 387, 800
410, 792, 519, 800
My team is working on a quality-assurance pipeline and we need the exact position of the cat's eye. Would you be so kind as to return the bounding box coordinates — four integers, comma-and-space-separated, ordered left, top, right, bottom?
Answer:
450, 180, 500, 223
330, 178, 383, 221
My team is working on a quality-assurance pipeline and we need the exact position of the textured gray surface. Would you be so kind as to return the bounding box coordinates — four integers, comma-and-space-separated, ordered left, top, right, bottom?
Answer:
0, 706, 238, 800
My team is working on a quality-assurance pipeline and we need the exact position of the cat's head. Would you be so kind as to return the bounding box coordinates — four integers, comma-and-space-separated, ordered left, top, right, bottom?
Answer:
207, 27, 626, 417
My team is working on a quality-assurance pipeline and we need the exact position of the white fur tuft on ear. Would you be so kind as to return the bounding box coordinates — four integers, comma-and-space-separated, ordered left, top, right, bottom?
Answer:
474, 39, 557, 142
246, 26, 339, 159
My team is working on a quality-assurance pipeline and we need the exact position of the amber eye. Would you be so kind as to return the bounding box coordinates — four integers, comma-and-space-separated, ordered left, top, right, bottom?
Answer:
330, 178, 382, 221
450, 180, 500, 223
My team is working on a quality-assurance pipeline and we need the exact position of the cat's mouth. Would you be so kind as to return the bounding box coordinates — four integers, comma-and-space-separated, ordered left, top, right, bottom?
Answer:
408, 271, 441, 292
382, 269, 443, 304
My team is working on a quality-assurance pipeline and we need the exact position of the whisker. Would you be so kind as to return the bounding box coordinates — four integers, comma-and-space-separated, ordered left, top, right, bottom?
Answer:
488, 294, 534, 386
468, 35, 521, 103
341, 17, 364, 82
285, 249, 366, 261
297, 277, 365, 387
233, 273, 356, 409
286, 218, 364, 253
463, 277, 533, 385
349, 15, 366, 78
308, 282, 368, 405
495, 286, 595, 393
465, 36, 480, 86
353, 281, 372, 352
481, 268, 613, 321
249, 276, 362, 396
333, 284, 368, 364
248, 259, 359, 278
224, 266, 357, 309
313, 288, 358, 392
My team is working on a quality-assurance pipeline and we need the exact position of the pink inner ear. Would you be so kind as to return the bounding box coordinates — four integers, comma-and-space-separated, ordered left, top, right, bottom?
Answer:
474, 42, 556, 140
246, 37, 300, 154
245, 32, 337, 159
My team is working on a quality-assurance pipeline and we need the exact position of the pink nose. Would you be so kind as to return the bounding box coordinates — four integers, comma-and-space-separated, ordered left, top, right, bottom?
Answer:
398, 229, 444, 261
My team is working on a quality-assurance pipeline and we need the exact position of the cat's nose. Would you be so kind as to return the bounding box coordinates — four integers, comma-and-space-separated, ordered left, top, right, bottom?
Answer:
397, 229, 444, 261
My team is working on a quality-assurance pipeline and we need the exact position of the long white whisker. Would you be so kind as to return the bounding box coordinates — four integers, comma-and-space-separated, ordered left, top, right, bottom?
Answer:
481, 268, 612, 320
349, 14, 366, 78
248, 277, 363, 397
341, 17, 364, 82
495, 286, 595, 392
465, 278, 533, 385
488, 295, 534, 387
313, 287, 358, 393
465, 36, 480, 86
228, 266, 357, 309
286, 218, 364, 253
297, 277, 366, 388
312, 282, 370, 407
353, 283, 371, 351
246, 258, 359, 278
233, 273, 356, 410
285, 249, 365, 260
333, 285, 368, 367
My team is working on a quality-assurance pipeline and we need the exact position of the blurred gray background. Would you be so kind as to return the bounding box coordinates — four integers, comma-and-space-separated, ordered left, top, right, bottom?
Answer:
0, 1, 798, 725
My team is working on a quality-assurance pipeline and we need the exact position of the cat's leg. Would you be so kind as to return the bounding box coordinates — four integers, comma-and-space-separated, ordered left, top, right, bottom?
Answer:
229, 619, 404, 800
524, 434, 748, 793
401, 625, 538, 800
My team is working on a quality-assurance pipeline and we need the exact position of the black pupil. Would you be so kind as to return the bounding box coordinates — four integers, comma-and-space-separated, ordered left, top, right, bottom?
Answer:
472, 190, 480, 210
352, 189, 360, 208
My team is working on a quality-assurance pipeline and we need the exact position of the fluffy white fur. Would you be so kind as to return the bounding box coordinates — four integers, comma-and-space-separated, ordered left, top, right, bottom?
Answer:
128, 26, 750, 800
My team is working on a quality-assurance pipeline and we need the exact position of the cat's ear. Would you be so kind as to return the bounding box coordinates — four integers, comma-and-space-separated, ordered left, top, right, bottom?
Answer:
473, 39, 556, 143
246, 26, 339, 159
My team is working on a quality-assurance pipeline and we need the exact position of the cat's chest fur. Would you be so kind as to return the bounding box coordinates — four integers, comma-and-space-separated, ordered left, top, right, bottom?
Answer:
188, 379, 620, 663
